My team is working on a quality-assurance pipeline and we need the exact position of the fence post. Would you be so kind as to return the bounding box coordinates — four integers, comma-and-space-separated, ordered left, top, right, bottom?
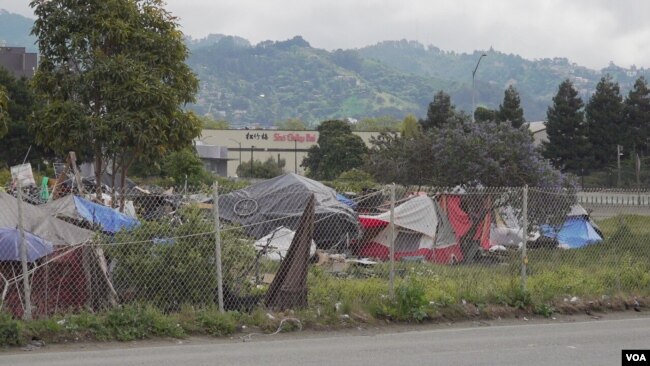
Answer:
212, 182, 224, 313
521, 185, 528, 292
16, 181, 33, 320
389, 183, 396, 301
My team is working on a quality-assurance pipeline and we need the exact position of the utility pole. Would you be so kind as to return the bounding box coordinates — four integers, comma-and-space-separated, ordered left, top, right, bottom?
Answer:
250, 145, 255, 178
617, 145, 623, 187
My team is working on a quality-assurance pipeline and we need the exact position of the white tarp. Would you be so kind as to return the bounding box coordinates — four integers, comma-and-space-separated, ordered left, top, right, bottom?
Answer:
254, 226, 316, 261
360, 196, 437, 237
360, 196, 438, 251
10, 163, 35, 186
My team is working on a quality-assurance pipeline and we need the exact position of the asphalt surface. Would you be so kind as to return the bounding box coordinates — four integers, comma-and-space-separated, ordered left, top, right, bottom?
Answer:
3, 315, 650, 366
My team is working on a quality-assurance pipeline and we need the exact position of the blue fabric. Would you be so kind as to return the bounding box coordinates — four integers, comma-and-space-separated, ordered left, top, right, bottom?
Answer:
541, 217, 603, 249
0, 227, 54, 262
73, 196, 139, 233
336, 193, 357, 209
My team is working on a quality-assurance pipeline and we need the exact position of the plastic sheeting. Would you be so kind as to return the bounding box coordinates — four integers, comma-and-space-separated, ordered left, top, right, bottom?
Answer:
218, 173, 359, 249
43, 195, 139, 233
0, 192, 93, 246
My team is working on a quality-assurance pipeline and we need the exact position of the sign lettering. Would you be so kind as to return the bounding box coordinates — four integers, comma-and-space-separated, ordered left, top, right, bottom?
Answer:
273, 133, 316, 143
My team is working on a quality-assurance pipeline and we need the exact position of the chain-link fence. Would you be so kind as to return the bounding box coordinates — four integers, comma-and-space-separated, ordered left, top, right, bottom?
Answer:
1, 177, 650, 321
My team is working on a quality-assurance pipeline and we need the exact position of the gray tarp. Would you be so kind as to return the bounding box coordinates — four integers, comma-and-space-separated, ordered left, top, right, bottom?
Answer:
0, 192, 94, 246
218, 173, 359, 249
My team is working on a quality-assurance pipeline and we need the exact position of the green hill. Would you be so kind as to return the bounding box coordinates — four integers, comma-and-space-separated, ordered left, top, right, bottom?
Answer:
2, 8, 649, 126
0, 10, 37, 51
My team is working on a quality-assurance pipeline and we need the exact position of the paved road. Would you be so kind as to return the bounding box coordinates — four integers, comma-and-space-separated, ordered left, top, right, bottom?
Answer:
3, 317, 650, 366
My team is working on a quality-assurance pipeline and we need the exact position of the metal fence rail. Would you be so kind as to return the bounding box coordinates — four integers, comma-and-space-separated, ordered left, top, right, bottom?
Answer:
1, 182, 649, 321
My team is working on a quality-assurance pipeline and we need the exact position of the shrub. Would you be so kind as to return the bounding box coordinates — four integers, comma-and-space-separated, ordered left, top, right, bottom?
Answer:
0, 312, 23, 346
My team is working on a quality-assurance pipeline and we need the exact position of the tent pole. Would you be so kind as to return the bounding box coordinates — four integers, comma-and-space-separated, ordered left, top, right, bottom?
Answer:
389, 183, 396, 301
17, 180, 33, 320
521, 185, 528, 292
213, 182, 224, 313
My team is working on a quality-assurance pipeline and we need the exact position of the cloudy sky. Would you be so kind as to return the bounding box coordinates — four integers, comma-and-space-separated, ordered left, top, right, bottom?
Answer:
2, 0, 649, 69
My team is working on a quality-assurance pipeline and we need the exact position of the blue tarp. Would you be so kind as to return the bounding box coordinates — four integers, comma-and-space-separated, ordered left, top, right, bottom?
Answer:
0, 227, 54, 262
73, 196, 139, 233
336, 193, 357, 209
541, 216, 603, 249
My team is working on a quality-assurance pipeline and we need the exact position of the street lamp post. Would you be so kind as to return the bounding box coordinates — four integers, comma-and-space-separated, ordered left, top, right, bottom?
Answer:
294, 140, 297, 174
228, 138, 241, 175
471, 53, 487, 122
250, 145, 254, 178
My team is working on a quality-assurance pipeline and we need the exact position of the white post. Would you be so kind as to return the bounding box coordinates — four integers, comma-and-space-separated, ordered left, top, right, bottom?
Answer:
16, 181, 33, 320
521, 185, 528, 291
212, 182, 224, 313
389, 183, 396, 300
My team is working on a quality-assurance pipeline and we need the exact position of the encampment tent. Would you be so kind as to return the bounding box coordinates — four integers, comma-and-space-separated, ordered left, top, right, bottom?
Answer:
356, 196, 463, 263
0, 192, 93, 246
218, 173, 359, 249
541, 205, 603, 249
43, 195, 139, 233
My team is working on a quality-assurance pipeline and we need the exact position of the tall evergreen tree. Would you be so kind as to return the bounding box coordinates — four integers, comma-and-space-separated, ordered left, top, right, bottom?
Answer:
624, 76, 650, 156
585, 74, 625, 168
498, 85, 526, 128
543, 79, 592, 173
420, 91, 457, 130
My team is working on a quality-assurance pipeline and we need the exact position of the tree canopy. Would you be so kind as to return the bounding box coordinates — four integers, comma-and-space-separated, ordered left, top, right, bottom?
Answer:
0, 67, 50, 169
585, 74, 625, 169
237, 157, 285, 179
366, 121, 565, 188
543, 79, 592, 174
162, 148, 213, 187
624, 76, 650, 155
301, 120, 367, 180
498, 85, 526, 128
274, 118, 308, 130
420, 91, 464, 130
0, 85, 7, 139
30, 0, 200, 194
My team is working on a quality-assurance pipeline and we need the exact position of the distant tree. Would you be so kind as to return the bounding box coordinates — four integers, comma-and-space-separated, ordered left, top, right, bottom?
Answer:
498, 85, 526, 128
474, 106, 498, 123
585, 74, 625, 169
353, 116, 401, 132
543, 79, 592, 174
399, 114, 421, 138
201, 115, 230, 129
623, 77, 650, 155
301, 120, 367, 180
237, 157, 285, 179
0, 67, 50, 169
274, 118, 307, 130
0, 85, 7, 139
161, 148, 213, 187
420, 91, 459, 130
366, 121, 565, 187
30, 0, 201, 196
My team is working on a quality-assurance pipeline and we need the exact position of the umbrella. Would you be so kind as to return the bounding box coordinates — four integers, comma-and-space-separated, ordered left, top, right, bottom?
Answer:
0, 227, 54, 262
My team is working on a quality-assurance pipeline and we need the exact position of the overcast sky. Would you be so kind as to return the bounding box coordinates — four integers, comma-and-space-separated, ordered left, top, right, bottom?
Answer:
2, 0, 649, 70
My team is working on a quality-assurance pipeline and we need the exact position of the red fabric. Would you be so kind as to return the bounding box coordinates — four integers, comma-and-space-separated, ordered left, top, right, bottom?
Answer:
442, 195, 493, 250
0, 247, 88, 318
357, 242, 463, 264
445, 195, 471, 239
358, 216, 389, 229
